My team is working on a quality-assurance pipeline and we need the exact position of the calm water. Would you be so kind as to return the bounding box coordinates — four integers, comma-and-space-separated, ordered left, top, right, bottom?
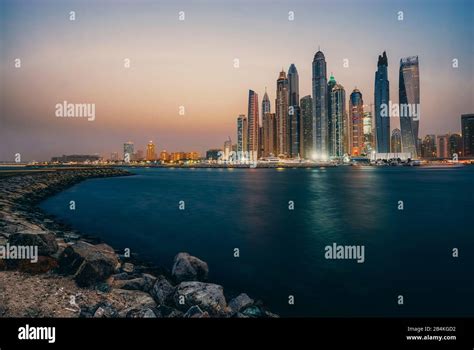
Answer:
40, 166, 474, 317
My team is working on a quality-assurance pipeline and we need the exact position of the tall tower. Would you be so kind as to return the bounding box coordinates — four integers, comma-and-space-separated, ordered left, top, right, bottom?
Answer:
146, 141, 156, 161
374, 51, 390, 153
349, 89, 364, 156
288, 64, 300, 157
300, 95, 313, 159
262, 89, 276, 157
327, 74, 337, 157
330, 84, 346, 157
247, 90, 259, 158
123, 141, 134, 161
312, 50, 328, 159
237, 114, 248, 154
399, 56, 420, 158
276, 70, 289, 157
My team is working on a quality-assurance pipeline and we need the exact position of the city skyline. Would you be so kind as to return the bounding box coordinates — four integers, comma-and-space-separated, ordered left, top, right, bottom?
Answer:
1, 0, 473, 161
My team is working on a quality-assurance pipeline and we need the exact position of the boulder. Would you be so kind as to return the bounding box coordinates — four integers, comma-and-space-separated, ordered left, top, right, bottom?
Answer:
228, 293, 254, 314
154, 305, 183, 318
171, 252, 208, 282
121, 262, 134, 273
174, 281, 227, 316
183, 305, 209, 318
59, 241, 119, 287
120, 308, 156, 318
8, 231, 58, 256
93, 303, 118, 318
241, 305, 263, 318
112, 274, 156, 293
151, 276, 175, 305
111, 289, 157, 310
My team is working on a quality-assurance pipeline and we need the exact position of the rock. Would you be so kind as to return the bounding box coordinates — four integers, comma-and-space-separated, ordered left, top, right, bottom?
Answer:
174, 281, 227, 316
154, 305, 182, 318
183, 305, 209, 318
241, 305, 263, 318
93, 303, 118, 318
8, 231, 58, 256
112, 272, 136, 281
59, 241, 119, 287
111, 289, 157, 310
121, 262, 134, 273
264, 310, 280, 318
112, 274, 156, 293
17, 256, 58, 274
228, 293, 254, 313
151, 276, 175, 305
121, 308, 156, 318
171, 252, 209, 282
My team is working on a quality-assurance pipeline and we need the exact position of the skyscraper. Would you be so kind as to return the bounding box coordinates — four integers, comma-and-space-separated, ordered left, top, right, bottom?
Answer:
123, 141, 134, 161
262, 113, 277, 157
330, 84, 346, 157
276, 70, 289, 157
288, 64, 300, 157
349, 89, 364, 156
261, 89, 276, 157
421, 135, 436, 158
374, 51, 390, 153
312, 50, 328, 159
146, 141, 156, 161
362, 106, 374, 155
399, 56, 420, 158
461, 114, 474, 156
237, 114, 248, 154
247, 90, 259, 158
391, 129, 402, 153
300, 95, 313, 159
327, 75, 337, 156
436, 134, 449, 158
448, 133, 463, 157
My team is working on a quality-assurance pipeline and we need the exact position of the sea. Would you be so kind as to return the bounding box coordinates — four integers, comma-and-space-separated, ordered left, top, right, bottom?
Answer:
40, 166, 474, 317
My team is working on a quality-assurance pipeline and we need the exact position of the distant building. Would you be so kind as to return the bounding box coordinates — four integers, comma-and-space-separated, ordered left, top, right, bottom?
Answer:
436, 134, 449, 158
110, 152, 119, 161
374, 51, 390, 153
327, 75, 337, 156
160, 150, 169, 162
330, 84, 346, 157
186, 151, 200, 161
135, 149, 144, 161
224, 137, 232, 161
421, 134, 436, 158
362, 105, 374, 155
461, 114, 474, 156
276, 70, 289, 156
247, 90, 259, 157
448, 133, 462, 158
313, 50, 328, 159
399, 56, 420, 158
288, 64, 300, 157
206, 149, 221, 161
349, 89, 364, 156
262, 112, 276, 157
51, 154, 101, 163
146, 141, 156, 161
300, 95, 313, 159
237, 114, 248, 153
123, 141, 134, 161
391, 129, 402, 153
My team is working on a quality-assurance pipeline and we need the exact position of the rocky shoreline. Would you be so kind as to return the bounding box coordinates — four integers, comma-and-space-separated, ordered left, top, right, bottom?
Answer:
0, 167, 277, 318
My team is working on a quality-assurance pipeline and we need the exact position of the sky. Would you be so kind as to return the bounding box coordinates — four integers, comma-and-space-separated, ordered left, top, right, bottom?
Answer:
0, 0, 473, 161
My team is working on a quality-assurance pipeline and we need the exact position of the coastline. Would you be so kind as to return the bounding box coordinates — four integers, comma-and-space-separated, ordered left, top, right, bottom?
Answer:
0, 167, 277, 318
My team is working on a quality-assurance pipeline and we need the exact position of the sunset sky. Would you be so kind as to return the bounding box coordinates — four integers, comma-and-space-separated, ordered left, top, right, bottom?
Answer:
1, 0, 473, 161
